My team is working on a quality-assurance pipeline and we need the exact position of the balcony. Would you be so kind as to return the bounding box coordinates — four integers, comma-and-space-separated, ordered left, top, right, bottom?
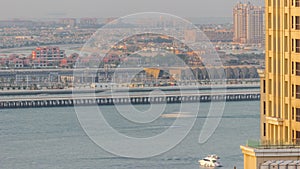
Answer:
246, 139, 300, 149
266, 116, 284, 125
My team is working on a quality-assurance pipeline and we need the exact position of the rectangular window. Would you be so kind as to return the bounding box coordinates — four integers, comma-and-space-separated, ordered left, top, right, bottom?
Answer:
292, 61, 295, 74
292, 39, 294, 51
285, 104, 288, 119
292, 107, 295, 120
292, 16, 294, 29
296, 39, 300, 53
274, 103, 277, 117
268, 57, 272, 73
268, 13, 272, 29
285, 126, 289, 142
263, 80, 266, 93
296, 108, 300, 122
269, 79, 272, 94
296, 62, 300, 76
297, 131, 300, 141
296, 85, 300, 99
296, 16, 300, 30
263, 101, 266, 115
285, 81, 288, 97
296, 0, 300, 6
285, 59, 288, 74
285, 36, 288, 52
268, 0, 272, 6
269, 101, 272, 116
285, 0, 288, 6
292, 84, 295, 97
285, 14, 288, 29
263, 123, 266, 136
269, 35, 272, 51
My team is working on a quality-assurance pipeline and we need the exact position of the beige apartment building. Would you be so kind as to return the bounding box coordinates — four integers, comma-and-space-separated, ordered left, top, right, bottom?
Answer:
233, 2, 265, 44
241, 0, 300, 169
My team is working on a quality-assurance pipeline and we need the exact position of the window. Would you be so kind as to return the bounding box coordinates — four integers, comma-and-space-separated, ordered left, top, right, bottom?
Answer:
285, 36, 288, 52
292, 61, 295, 74
296, 108, 300, 122
285, 0, 288, 6
292, 16, 294, 29
268, 57, 272, 73
296, 0, 300, 7
263, 101, 266, 115
274, 103, 277, 117
285, 82, 288, 97
263, 123, 266, 136
263, 80, 266, 93
285, 104, 288, 119
269, 79, 272, 94
297, 131, 300, 144
296, 85, 300, 99
292, 39, 295, 51
268, 35, 272, 51
292, 84, 295, 97
285, 126, 289, 142
268, 13, 272, 29
292, 107, 295, 120
285, 14, 288, 29
285, 59, 288, 74
296, 16, 300, 30
296, 39, 300, 53
296, 62, 300, 76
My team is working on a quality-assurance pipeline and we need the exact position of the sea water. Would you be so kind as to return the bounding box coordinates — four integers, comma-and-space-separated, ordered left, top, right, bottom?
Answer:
0, 101, 259, 169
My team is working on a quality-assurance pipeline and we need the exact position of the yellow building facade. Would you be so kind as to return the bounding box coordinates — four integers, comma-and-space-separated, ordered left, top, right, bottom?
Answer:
241, 0, 300, 169
262, 0, 300, 146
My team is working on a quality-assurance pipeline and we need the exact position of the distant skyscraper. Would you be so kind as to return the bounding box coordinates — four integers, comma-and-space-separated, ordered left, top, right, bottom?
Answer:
241, 0, 300, 168
59, 18, 77, 27
233, 2, 264, 44
79, 18, 98, 27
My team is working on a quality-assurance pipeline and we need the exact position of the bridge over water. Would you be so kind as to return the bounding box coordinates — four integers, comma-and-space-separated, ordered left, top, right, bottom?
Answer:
0, 90, 260, 109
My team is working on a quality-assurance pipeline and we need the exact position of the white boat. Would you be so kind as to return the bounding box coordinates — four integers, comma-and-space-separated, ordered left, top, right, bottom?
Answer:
198, 154, 222, 167
207, 154, 220, 159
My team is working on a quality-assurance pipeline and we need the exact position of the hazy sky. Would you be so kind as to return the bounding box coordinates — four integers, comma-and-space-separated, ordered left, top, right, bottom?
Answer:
1, 0, 264, 20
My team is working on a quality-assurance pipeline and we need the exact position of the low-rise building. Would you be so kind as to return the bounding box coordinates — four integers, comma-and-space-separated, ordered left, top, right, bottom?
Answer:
31, 46, 66, 68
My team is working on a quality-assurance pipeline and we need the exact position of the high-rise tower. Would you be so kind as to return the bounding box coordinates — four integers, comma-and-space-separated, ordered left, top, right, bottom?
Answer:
261, 0, 300, 147
233, 2, 265, 44
241, 0, 300, 168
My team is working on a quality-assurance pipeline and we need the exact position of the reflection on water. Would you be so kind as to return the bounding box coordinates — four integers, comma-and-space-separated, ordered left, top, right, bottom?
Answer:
161, 112, 197, 118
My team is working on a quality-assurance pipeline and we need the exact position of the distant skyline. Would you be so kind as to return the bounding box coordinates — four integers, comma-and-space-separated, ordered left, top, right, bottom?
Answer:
0, 0, 264, 20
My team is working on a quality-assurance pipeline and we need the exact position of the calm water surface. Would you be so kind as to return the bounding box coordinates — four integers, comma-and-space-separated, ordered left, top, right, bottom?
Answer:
0, 101, 259, 169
